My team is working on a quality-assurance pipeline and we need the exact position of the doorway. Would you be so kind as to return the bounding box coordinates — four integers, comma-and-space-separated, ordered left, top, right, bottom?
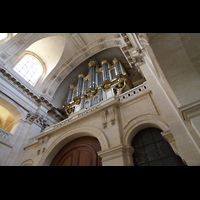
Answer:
131, 128, 185, 166
50, 136, 102, 166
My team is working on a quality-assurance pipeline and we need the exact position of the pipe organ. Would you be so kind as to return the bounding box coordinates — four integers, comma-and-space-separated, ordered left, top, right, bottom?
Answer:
63, 57, 133, 116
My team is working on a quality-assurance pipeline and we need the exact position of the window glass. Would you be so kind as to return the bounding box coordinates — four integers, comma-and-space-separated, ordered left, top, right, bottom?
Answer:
13, 54, 43, 86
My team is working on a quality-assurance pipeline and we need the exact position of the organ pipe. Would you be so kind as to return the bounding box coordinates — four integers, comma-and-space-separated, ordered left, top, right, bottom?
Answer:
67, 84, 75, 102
88, 61, 98, 89
101, 60, 110, 81
64, 57, 131, 116
113, 57, 123, 75
77, 73, 84, 97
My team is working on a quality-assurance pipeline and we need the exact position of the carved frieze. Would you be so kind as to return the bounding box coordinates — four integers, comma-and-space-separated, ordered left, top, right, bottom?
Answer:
0, 65, 65, 122
25, 111, 49, 132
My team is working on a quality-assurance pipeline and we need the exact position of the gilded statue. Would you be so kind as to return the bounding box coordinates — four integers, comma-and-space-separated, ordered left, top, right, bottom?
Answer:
113, 79, 127, 96
65, 107, 75, 116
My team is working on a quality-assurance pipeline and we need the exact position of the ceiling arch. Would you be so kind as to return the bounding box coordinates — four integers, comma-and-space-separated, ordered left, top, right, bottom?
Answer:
26, 35, 66, 79
52, 46, 131, 108
42, 34, 126, 100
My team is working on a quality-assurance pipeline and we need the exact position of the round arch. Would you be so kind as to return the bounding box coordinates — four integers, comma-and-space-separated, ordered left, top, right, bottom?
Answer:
123, 114, 170, 146
0, 95, 25, 134
38, 126, 109, 166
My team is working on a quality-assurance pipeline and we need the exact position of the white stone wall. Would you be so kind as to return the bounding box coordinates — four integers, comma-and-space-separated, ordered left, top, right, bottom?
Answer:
1, 33, 200, 166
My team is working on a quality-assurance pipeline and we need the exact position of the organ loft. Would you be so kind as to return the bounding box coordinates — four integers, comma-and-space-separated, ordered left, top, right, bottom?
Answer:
1, 33, 200, 166
63, 57, 133, 116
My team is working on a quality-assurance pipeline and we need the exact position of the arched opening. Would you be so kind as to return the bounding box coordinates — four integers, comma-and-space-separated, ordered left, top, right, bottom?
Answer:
0, 105, 15, 132
0, 97, 22, 134
13, 53, 44, 86
26, 35, 66, 79
50, 136, 102, 166
38, 126, 108, 166
131, 128, 185, 166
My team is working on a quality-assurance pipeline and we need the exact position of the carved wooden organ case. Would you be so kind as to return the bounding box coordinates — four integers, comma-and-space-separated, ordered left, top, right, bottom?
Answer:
63, 57, 133, 116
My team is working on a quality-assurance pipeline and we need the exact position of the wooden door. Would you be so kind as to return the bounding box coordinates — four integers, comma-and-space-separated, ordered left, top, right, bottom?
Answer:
50, 136, 102, 166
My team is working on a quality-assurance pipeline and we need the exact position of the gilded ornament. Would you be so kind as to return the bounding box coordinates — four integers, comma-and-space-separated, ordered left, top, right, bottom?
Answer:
88, 60, 99, 68
69, 84, 75, 89
102, 80, 111, 90
113, 79, 127, 96
78, 73, 85, 79
116, 74, 125, 83
112, 57, 121, 64
86, 87, 97, 96
73, 96, 81, 105
101, 59, 110, 66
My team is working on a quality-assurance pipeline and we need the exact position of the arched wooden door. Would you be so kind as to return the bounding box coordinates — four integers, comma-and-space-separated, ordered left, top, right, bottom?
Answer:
131, 128, 185, 166
50, 136, 102, 166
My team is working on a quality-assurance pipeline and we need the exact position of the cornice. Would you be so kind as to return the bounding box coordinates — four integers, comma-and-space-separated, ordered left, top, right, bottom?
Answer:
0, 65, 65, 121
120, 33, 145, 70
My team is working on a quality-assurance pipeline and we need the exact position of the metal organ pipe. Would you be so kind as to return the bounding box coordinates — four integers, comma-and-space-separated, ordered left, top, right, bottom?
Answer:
113, 57, 123, 75
77, 73, 84, 96
101, 60, 110, 81
88, 61, 98, 88
67, 84, 75, 102
64, 57, 127, 116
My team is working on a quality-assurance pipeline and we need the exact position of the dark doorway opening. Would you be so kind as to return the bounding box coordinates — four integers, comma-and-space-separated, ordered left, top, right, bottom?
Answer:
131, 128, 185, 166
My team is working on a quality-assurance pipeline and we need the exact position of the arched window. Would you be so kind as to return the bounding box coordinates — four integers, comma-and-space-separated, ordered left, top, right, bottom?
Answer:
13, 54, 43, 86
0, 33, 8, 41
0, 105, 15, 133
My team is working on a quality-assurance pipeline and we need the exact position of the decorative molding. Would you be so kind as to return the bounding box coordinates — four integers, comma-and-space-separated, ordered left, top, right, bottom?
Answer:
118, 81, 149, 103
179, 101, 200, 121
25, 111, 49, 131
120, 33, 145, 71
108, 106, 116, 125
0, 128, 13, 148
36, 136, 50, 155
0, 65, 65, 122
45, 33, 125, 99
100, 110, 108, 129
97, 144, 134, 166
161, 130, 183, 160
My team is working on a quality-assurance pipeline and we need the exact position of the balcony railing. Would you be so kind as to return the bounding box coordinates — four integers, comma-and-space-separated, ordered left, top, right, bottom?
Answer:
0, 128, 13, 148
26, 81, 149, 147
118, 81, 148, 102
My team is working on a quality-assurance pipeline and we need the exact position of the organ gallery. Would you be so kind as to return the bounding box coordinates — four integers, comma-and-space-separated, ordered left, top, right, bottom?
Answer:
0, 33, 200, 166
63, 57, 133, 116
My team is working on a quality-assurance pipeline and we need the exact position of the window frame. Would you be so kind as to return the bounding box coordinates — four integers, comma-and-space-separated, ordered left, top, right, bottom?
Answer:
12, 51, 46, 88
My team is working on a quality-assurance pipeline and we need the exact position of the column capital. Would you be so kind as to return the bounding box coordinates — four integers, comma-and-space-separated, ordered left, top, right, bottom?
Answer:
97, 144, 134, 166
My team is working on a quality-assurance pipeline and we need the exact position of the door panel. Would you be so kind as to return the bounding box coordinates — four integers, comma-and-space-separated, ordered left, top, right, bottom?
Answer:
50, 136, 102, 166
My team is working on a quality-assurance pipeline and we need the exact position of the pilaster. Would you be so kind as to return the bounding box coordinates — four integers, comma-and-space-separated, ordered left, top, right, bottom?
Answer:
98, 144, 134, 166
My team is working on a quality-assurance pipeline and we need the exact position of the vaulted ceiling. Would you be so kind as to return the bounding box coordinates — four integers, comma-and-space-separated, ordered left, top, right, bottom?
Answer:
19, 33, 141, 107
0, 33, 144, 109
